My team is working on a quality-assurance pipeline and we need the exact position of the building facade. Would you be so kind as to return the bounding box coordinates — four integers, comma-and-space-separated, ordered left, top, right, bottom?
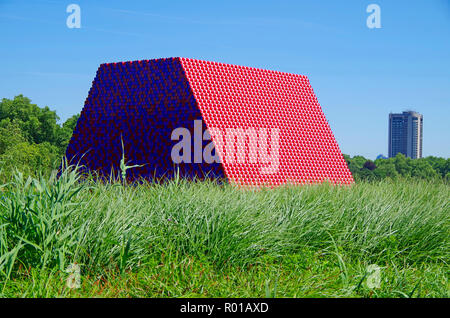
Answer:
388, 111, 423, 159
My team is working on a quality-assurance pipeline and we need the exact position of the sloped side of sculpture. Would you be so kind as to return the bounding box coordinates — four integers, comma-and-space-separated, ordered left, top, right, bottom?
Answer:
179, 58, 353, 186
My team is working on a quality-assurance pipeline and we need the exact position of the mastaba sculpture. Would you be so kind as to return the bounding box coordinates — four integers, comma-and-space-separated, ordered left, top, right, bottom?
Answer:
66, 57, 354, 186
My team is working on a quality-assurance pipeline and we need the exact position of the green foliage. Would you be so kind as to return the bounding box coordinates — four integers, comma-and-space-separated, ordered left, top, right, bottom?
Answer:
374, 162, 398, 179
0, 165, 85, 271
0, 120, 27, 154
0, 95, 79, 182
346, 153, 448, 182
119, 135, 146, 184
56, 114, 80, 156
0, 95, 60, 145
3, 253, 448, 298
0, 168, 448, 297
0, 142, 60, 178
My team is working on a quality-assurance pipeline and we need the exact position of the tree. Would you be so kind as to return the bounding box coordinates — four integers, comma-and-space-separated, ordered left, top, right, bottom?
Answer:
352, 156, 367, 169
0, 141, 59, 181
0, 95, 60, 144
0, 120, 26, 154
424, 156, 449, 178
345, 153, 447, 182
0, 95, 80, 180
56, 113, 80, 156
359, 167, 376, 181
374, 162, 398, 179
363, 160, 377, 171
393, 153, 411, 177
410, 159, 439, 179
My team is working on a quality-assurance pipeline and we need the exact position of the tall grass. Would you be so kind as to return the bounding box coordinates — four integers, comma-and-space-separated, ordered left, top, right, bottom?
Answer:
0, 165, 449, 289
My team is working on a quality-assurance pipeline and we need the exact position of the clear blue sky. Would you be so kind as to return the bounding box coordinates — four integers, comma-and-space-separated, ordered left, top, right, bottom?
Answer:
1, 0, 449, 159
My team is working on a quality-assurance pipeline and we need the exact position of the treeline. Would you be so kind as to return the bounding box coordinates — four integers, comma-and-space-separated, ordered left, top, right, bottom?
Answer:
1, 95, 449, 183
0, 95, 79, 181
344, 154, 450, 182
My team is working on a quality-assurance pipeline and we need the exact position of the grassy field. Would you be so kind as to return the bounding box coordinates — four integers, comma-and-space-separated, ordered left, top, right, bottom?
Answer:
0, 166, 448, 297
